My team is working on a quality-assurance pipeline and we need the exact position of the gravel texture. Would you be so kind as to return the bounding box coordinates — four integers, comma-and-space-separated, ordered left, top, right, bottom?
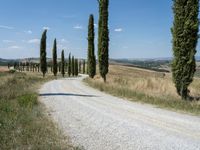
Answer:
39, 76, 200, 150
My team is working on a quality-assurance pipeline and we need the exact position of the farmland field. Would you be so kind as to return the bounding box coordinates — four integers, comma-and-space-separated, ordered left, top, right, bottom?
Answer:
85, 65, 200, 115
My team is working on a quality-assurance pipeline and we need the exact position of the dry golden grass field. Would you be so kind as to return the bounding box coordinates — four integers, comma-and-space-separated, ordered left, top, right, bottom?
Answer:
85, 65, 200, 115
0, 66, 8, 72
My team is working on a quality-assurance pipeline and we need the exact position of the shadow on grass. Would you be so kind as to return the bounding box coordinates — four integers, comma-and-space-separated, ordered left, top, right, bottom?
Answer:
39, 93, 98, 98
189, 96, 200, 101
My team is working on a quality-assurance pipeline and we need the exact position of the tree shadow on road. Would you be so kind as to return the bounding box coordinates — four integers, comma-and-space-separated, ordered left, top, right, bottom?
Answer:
39, 93, 99, 97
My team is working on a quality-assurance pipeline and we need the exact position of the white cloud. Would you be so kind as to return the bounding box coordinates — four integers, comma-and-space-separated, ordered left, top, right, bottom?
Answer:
73, 25, 83, 30
24, 30, 32, 34
28, 39, 40, 44
60, 38, 69, 43
0, 25, 14, 30
114, 28, 123, 32
94, 24, 98, 28
9, 46, 20, 49
3, 40, 15, 43
43, 26, 50, 30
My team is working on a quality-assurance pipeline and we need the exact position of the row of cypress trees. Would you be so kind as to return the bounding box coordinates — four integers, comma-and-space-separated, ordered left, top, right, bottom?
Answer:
39, 0, 110, 81
87, 0, 109, 82
39, 0, 199, 100
8, 62, 40, 72
40, 30, 83, 78
89, 0, 199, 100
67, 54, 79, 77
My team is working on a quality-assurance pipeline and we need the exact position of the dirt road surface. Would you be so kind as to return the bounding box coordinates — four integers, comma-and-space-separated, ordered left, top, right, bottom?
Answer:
39, 76, 200, 150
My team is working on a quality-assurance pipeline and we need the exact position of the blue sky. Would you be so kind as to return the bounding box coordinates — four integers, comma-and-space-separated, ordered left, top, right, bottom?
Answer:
0, 0, 199, 59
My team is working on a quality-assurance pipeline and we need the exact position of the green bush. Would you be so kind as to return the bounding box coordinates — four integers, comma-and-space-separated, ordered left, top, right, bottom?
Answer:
9, 69, 16, 74
17, 94, 38, 108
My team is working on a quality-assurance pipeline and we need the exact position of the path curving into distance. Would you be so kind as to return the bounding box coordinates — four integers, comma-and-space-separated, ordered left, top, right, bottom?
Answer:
39, 75, 200, 150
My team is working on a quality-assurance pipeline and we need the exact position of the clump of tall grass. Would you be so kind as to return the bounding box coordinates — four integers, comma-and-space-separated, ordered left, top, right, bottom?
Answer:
0, 72, 77, 149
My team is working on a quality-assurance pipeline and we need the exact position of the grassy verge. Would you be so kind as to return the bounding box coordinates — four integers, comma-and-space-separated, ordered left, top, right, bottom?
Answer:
84, 65, 200, 115
0, 72, 78, 149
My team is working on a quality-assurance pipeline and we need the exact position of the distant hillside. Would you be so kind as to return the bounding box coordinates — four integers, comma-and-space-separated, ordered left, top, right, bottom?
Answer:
110, 59, 171, 73
0, 57, 86, 66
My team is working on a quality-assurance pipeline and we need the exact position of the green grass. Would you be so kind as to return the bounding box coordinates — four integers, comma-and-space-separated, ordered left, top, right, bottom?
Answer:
0, 72, 79, 150
84, 74, 200, 116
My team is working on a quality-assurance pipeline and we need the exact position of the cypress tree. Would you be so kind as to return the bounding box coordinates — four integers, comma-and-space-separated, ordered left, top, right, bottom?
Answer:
86, 61, 89, 74
52, 38, 58, 76
75, 59, 79, 76
74, 58, 77, 76
61, 50, 65, 77
50, 63, 53, 73
33, 64, 35, 72
79, 61, 81, 73
58, 62, 61, 72
40, 30, 47, 77
171, 0, 199, 100
83, 60, 86, 74
14, 62, 17, 70
66, 62, 68, 73
38, 64, 40, 72
72, 56, 75, 76
88, 14, 96, 78
27, 62, 29, 71
8, 63, 10, 69
98, 0, 109, 82
68, 53, 71, 77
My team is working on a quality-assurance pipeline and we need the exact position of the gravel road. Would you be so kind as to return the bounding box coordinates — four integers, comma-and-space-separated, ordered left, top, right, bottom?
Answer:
39, 76, 200, 150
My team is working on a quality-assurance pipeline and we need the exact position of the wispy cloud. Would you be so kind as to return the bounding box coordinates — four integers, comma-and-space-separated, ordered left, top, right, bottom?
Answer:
73, 25, 83, 30
28, 39, 40, 44
0, 25, 14, 30
9, 46, 20, 49
94, 24, 98, 28
60, 38, 69, 43
58, 44, 67, 50
114, 28, 123, 32
3, 40, 15, 43
24, 30, 32, 34
43, 26, 50, 30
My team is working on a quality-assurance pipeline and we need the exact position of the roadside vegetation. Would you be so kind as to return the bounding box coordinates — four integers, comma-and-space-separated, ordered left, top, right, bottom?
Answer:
0, 71, 78, 149
84, 65, 200, 115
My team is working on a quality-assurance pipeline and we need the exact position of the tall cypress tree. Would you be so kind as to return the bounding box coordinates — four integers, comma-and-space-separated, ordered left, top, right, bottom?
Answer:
88, 14, 96, 78
75, 59, 79, 76
66, 62, 68, 73
98, 0, 109, 82
83, 60, 86, 74
79, 61, 82, 73
40, 30, 47, 77
52, 38, 58, 76
172, 0, 199, 100
68, 53, 71, 77
58, 62, 61, 72
72, 56, 75, 76
61, 50, 65, 77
